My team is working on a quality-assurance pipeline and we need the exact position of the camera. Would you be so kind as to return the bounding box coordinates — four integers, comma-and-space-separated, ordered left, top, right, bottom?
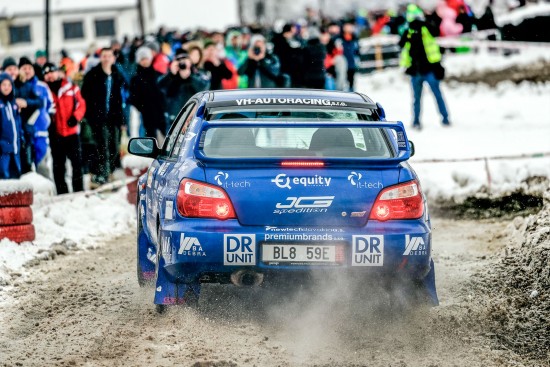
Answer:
178, 61, 188, 70
253, 46, 261, 56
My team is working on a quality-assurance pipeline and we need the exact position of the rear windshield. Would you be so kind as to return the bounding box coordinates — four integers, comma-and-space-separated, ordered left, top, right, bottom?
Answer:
201, 127, 393, 158
207, 107, 375, 121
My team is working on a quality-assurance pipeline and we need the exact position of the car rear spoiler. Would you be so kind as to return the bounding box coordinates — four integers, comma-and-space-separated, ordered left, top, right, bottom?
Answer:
194, 120, 412, 166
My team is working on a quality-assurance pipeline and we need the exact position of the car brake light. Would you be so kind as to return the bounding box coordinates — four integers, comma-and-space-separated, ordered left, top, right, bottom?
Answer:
281, 161, 325, 167
177, 179, 236, 220
369, 180, 424, 221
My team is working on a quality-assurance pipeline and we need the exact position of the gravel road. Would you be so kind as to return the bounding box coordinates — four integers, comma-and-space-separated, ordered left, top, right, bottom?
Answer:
0, 218, 543, 367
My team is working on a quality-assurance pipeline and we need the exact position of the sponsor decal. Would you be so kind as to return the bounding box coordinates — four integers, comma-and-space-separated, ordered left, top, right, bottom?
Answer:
165, 201, 174, 220
271, 173, 331, 190
352, 235, 384, 266
235, 98, 347, 107
264, 233, 344, 241
347, 172, 383, 189
214, 171, 250, 189
397, 131, 407, 149
158, 162, 169, 176
160, 234, 172, 257
274, 196, 334, 214
403, 235, 427, 256
224, 234, 256, 265
146, 167, 156, 188
178, 234, 206, 257
265, 226, 344, 233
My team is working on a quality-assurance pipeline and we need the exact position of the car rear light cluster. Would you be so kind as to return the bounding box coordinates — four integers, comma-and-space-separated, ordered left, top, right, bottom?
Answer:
177, 179, 236, 220
369, 180, 424, 221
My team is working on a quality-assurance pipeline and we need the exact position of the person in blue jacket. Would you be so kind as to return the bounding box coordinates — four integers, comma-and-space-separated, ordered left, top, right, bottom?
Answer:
0, 73, 24, 179
19, 57, 54, 179
341, 21, 360, 91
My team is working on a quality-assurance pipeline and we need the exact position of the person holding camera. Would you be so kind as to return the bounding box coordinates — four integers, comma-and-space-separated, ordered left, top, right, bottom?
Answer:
158, 48, 210, 132
238, 35, 282, 88
43, 63, 86, 194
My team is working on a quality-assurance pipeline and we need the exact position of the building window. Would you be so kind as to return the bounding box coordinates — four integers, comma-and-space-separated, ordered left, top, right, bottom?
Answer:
95, 19, 115, 37
63, 21, 84, 40
9, 25, 31, 44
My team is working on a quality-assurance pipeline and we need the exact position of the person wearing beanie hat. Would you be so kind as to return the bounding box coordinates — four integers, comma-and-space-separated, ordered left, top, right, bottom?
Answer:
158, 45, 210, 131
129, 46, 165, 140
18, 55, 55, 180
399, 4, 450, 129
135, 46, 153, 63
0, 72, 24, 179
18, 56, 33, 68
44, 57, 86, 194
9, 57, 43, 174
2, 57, 18, 80
238, 34, 282, 88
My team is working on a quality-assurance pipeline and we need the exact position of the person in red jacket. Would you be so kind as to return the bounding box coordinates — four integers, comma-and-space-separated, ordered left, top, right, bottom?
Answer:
43, 63, 86, 194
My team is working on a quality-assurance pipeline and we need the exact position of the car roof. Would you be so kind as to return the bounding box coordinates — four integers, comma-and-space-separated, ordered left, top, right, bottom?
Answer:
207, 88, 375, 104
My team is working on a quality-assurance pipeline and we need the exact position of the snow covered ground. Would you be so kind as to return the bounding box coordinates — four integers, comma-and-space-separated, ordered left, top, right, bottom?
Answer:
0, 173, 135, 300
2, 49, 550, 300
357, 51, 550, 202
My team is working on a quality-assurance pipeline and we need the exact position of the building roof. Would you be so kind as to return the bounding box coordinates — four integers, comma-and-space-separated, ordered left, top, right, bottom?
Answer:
0, 0, 138, 18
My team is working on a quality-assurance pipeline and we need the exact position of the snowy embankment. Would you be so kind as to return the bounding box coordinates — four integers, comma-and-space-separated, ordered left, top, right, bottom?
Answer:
357, 51, 550, 203
0, 173, 135, 297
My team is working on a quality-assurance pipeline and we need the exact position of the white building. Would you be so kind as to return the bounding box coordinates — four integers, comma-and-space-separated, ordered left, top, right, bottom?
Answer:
0, 0, 155, 62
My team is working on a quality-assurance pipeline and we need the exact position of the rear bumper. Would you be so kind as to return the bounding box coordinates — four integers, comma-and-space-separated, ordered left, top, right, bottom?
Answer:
158, 218, 432, 283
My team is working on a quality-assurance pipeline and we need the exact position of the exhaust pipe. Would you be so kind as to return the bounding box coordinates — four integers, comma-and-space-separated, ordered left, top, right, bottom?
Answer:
230, 270, 264, 287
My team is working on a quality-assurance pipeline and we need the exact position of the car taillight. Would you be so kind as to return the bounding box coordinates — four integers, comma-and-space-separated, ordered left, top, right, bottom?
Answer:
177, 179, 236, 220
369, 180, 424, 221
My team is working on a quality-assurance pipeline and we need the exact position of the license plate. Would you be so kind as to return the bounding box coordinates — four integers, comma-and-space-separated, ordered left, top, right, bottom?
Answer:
262, 244, 336, 263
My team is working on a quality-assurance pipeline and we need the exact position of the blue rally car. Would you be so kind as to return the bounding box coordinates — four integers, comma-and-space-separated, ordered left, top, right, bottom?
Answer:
128, 89, 438, 312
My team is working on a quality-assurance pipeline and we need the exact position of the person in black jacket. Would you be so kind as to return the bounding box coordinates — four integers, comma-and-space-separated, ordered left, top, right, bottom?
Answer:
81, 47, 127, 186
129, 46, 165, 140
238, 35, 282, 88
302, 27, 327, 89
203, 39, 233, 91
158, 49, 210, 132
272, 23, 303, 88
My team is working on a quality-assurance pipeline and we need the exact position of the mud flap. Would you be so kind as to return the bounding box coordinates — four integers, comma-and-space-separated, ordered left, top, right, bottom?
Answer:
154, 255, 201, 305
137, 230, 156, 280
422, 258, 439, 306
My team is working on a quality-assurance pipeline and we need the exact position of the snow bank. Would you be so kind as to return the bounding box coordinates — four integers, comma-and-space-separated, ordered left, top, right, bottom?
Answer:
495, 2, 550, 26
473, 184, 550, 360
357, 57, 550, 202
121, 154, 153, 176
0, 179, 33, 196
443, 49, 550, 78
0, 190, 135, 298
20, 172, 56, 196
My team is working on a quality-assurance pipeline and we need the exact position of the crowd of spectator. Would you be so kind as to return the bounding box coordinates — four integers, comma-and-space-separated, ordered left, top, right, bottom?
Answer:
0, 0, 501, 193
